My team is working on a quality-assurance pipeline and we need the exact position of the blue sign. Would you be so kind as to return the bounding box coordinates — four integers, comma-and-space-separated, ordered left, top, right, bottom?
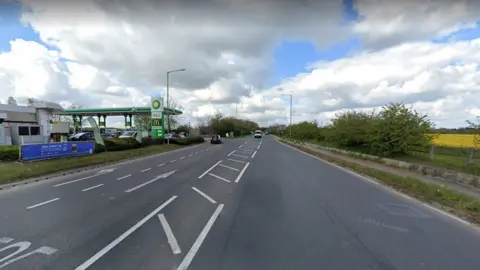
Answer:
20, 142, 95, 161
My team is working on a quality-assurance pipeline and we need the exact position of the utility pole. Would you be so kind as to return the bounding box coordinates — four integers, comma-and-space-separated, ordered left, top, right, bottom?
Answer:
166, 68, 186, 144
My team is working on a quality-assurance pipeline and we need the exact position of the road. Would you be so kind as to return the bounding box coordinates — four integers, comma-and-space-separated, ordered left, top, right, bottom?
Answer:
0, 136, 480, 270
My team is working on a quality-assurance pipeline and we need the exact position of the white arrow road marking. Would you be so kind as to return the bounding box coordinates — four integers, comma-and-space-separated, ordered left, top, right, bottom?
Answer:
177, 204, 224, 270
125, 170, 177, 193
0, 238, 13, 244
75, 196, 177, 270
158, 214, 181, 254
82, 184, 104, 192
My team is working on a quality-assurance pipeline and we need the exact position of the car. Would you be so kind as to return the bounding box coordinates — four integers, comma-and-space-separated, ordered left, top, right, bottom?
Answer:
254, 130, 262, 139
68, 132, 94, 141
211, 135, 222, 144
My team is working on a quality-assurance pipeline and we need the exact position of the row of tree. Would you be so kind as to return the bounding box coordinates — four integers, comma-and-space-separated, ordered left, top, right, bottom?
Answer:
196, 110, 260, 136
270, 103, 435, 158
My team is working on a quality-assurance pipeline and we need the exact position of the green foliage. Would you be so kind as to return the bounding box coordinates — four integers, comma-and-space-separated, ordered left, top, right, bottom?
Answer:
0, 146, 20, 161
275, 102, 435, 158
198, 110, 260, 136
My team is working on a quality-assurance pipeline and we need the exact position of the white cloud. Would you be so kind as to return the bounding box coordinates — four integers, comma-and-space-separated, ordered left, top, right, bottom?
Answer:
0, 0, 479, 128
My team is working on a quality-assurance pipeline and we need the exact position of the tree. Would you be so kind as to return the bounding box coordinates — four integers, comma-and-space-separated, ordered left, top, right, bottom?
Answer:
165, 97, 183, 133
27, 97, 36, 106
7, 97, 17, 105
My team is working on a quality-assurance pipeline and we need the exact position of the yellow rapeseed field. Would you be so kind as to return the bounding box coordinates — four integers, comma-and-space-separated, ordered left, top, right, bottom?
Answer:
431, 134, 479, 148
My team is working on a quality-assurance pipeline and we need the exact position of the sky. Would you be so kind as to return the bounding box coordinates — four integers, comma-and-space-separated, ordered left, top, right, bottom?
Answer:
1, 0, 480, 129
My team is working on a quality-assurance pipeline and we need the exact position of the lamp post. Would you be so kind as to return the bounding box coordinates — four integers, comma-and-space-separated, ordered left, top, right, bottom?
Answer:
166, 68, 186, 144
281, 93, 293, 140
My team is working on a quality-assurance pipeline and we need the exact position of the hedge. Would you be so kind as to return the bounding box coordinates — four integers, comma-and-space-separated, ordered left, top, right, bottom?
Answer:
0, 145, 19, 161
0, 136, 205, 161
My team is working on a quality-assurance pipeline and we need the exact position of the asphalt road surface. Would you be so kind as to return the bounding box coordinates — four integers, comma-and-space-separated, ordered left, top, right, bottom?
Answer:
1, 136, 480, 270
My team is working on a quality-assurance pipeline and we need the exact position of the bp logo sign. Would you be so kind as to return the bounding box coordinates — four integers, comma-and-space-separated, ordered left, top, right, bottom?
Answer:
152, 99, 162, 110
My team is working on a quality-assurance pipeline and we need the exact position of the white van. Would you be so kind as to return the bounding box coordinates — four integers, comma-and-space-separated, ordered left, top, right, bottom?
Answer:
254, 130, 262, 139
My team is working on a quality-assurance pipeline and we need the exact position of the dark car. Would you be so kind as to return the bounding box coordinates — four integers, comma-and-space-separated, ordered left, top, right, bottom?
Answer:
68, 132, 94, 141
211, 135, 222, 144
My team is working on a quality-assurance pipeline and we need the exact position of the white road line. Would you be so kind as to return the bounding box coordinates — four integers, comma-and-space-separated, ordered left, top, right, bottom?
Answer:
237, 149, 254, 153
75, 196, 177, 270
0, 237, 13, 244
157, 163, 166, 167
195, 152, 199, 154
141, 168, 151, 172
158, 214, 182, 254
219, 164, 240, 171
208, 173, 231, 183
227, 150, 236, 157
82, 184, 104, 192
177, 204, 224, 270
257, 145, 260, 150
235, 162, 250, 183
198, 160, 222, 179
53, 173, 106, 187
231, 154, 249, 159
188, 154, 193, 157
238, 144, 243, 148
244, 141, 248, 144
251, 151, 257, 158
170, 160, 177, 163
26, 198, 60, 210
228, 158, 246, 164
180, 157, 186, 160
191, 187, 217, 204
117, 174, 131, 180
125, 178, 158, 193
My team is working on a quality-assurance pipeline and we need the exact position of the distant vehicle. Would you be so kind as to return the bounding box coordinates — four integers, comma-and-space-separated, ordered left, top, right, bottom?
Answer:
211, 134, 222, 144
119, 131, 137, 139
68, 132, 94, 141
101, 133, 115, 139
254, 130, 262, 139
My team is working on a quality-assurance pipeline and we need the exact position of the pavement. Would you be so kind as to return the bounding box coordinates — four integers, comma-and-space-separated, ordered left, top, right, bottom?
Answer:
0, 136, 480, 270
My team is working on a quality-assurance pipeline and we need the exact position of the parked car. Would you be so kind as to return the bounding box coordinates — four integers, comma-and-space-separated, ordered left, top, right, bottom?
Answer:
101, 133, 115, 139
118, 131, 137, 139
211, 135, 222, 144
68, 132, 94, 141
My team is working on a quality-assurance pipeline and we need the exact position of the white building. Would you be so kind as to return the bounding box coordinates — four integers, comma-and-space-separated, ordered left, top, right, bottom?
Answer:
0, 101, 65, 146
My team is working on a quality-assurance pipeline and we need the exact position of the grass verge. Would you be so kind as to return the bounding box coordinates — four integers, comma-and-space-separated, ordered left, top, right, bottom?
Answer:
0, 144, 185, 185
280, 139, 480, 225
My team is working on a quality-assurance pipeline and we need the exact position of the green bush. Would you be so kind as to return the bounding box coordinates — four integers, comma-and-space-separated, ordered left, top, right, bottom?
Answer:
141, 137, 164, 146
0, 146, 19, 161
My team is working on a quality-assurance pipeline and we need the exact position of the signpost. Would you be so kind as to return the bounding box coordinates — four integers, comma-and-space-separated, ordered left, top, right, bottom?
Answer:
150, 96, 165, 138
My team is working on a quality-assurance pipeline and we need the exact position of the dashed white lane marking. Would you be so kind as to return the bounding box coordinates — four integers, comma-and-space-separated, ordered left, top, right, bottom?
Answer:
208, 173, 231, 183
125, 171, 177, 193
251, 151, 257, 158
195, 152, 199, 154
198, 160, 222, 179
227, 150, 236, 157
257, 145, 260, 150
228, 158, 246, 164
26, 198, 60, 210
244, 141, 248, 144
180, 156, 186, 160
117, 174, 131, 180
157, 163, 166, 167
239, 144, 244, 148
192, 187, 217, 204
53, 172, 107, 187
170, 160, 177, 163
75, 196, 177, 270
158, 214, 182, 255
231, 153, 249, 159
235, 162, 250, 183
188, 154, 193, 157
82, 184, 104, 192
177, 204, 224, 270
141, 168, 151, 172
219, 164, 240, 171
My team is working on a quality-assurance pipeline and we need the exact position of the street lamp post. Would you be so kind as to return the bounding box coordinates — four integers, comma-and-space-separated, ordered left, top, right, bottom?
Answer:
281, 93, 293, 139
166, 68, 186, 144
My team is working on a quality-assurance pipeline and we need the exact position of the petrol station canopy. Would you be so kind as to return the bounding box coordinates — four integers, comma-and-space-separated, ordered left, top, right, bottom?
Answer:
56, 106, 183, 116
